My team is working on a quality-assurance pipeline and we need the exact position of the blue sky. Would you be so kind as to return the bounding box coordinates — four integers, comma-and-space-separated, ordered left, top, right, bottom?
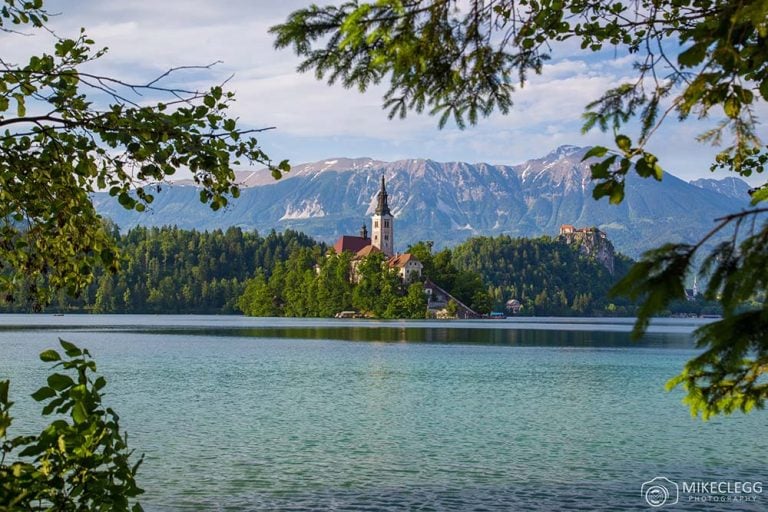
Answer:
11, 0, 767, 183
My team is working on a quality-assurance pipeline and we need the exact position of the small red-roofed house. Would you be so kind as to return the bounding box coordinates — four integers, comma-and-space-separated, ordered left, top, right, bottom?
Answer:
387, 253, 423, 282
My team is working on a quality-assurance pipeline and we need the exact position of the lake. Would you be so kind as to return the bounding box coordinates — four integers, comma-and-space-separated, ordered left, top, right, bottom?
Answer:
0, 315, 765, 511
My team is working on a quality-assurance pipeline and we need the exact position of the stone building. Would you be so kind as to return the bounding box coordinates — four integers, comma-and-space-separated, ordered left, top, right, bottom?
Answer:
558, 224, 615, 274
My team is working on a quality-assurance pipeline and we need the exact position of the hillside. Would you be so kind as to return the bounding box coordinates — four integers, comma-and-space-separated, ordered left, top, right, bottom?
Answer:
449, 235, 635, 315
94, 146, 750, 257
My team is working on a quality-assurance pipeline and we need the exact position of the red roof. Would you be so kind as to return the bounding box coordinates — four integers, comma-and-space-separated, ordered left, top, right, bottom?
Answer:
333, 235, 371, 254
388, 253, 417, 268
355, 245, 381, 258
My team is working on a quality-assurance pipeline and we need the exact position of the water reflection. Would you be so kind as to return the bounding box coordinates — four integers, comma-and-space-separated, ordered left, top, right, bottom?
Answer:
156, 325, 691, 348
0, 314, 697, 348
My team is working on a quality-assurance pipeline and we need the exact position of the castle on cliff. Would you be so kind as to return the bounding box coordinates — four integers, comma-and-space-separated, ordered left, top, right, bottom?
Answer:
558, 224, 616, 274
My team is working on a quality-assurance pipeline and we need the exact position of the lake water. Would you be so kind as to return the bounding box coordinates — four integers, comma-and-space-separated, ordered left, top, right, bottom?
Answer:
0, 315, 765, 511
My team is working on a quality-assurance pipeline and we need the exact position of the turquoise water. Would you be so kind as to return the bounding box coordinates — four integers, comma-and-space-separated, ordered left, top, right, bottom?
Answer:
0, 315, 765, 511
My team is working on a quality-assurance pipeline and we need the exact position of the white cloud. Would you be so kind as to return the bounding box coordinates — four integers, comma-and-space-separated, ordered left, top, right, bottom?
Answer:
3, 0, 764, 184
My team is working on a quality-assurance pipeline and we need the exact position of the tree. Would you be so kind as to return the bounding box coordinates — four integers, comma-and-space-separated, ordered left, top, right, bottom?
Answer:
273, 0, 768, 419
352, 252, 401, 316
386, 282, 428, 318
1, 340, 143, 510
238, 270, 279, 317
445, 299, 458, 318
1, 0, 288, 309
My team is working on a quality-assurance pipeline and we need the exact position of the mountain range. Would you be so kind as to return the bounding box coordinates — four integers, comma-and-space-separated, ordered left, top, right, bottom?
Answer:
93, 145, 751, 257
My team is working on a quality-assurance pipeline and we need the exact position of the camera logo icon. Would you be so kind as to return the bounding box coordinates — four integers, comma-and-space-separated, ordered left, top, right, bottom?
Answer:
641, 477, 679, 507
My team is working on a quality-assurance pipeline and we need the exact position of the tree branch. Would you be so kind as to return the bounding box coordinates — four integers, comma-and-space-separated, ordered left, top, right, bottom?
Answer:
0, 115, 69, 128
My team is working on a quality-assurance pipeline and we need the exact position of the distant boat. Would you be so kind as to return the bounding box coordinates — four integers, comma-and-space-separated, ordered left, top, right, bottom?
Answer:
335, 311, 365, 319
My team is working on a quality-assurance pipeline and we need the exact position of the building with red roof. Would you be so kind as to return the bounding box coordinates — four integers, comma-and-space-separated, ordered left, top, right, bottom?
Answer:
332, 175, 422, 282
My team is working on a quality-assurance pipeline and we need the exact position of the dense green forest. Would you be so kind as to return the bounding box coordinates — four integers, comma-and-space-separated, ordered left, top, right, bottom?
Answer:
238, 250, 429, 318
446, 235, 723, 316
1, 226, 322, 313
2, 225, 720, 317
237, 241, 492, 318
238, 234, 646, 318
447, 235, 636, 315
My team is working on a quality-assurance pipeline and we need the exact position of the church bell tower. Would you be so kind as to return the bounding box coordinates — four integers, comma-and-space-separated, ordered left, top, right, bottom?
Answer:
371, 175, 394, 256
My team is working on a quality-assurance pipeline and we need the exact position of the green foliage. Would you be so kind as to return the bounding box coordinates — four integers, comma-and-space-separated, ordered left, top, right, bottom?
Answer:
1, 226, 321, 314
239, 249, 353, 318
352, 252, 403, 317
272, 0, 516, 129
274, 0, 768, 419
406, 241, 491, 313
238, 249, 428, 319
237, 270, 279, 317
0, 339, 143, 511
448, 235, 634, 316
445, 299, 458, 318
666, 311, 768, 420
614, 207, 768, 418
0, 1, 287, 309
273, 0, 767, 179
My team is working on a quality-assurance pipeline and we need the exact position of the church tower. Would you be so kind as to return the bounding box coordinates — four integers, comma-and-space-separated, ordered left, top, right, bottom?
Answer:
371, 175, 394, 256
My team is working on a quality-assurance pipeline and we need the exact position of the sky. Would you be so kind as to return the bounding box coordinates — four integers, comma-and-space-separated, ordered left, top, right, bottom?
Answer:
9, 0, 768, 183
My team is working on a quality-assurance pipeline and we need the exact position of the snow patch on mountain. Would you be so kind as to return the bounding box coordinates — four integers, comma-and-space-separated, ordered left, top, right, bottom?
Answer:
279, 198, 326, 220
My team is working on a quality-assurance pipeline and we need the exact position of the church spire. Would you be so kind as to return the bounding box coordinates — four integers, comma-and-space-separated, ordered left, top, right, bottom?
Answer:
375, 174, 391, 216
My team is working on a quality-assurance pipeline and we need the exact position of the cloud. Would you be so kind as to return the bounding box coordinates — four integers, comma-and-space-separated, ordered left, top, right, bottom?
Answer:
4, 0, 763, 184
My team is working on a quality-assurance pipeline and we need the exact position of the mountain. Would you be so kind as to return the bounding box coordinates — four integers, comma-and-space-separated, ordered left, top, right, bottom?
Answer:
689, 176, 752, 200
94, 146, 749, 257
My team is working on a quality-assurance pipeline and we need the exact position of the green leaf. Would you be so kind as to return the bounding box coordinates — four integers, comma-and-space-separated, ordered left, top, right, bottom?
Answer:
750, 186, 768, 205
40, 349, 61, 362
723, 97, 740, 118
94, 376, 107, 391
615, 134, 631, 152
608, 183, 625, 204
31, 386, 56, 402
42, 396, 65, 415
13, 93, 25, 117
678, 43, 708, 67
59, 339, 82, 357
760, 78, 768, 102
582, 145, 608, 161
72, 401, 88, 424
0, 380, 9, 403
47, 373, 74, 391
653, 163, 663, 181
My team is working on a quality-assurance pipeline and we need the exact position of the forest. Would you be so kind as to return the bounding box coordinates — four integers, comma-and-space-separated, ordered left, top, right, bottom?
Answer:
449, 236, 636, 315
1, 224, 661, 317
1, 225, 320, 314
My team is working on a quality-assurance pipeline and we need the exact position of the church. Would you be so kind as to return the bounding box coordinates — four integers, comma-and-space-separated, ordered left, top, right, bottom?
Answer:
332, 176, 423, 282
